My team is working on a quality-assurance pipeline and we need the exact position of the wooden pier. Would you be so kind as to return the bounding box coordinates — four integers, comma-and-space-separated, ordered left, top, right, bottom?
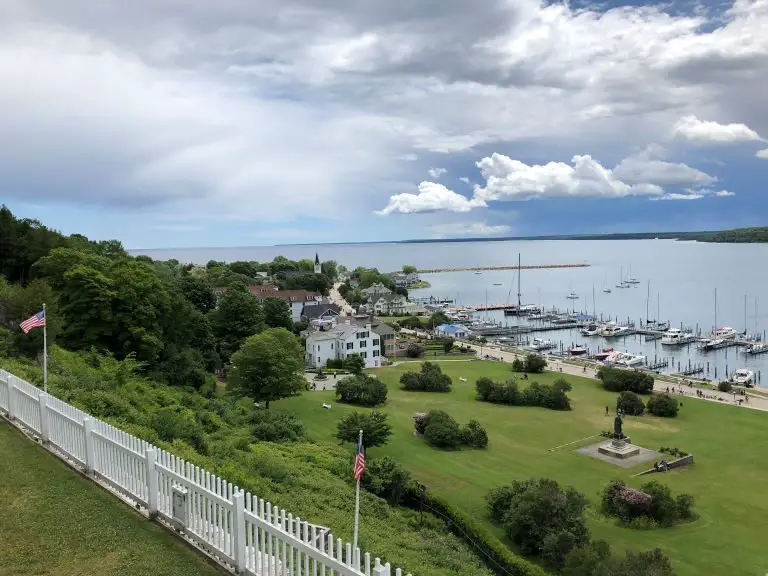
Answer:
417, 263, 590, 274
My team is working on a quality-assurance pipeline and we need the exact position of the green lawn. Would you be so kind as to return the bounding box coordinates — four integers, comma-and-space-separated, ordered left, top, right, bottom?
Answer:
0, 421, 224, 576
277, 360, 768, 576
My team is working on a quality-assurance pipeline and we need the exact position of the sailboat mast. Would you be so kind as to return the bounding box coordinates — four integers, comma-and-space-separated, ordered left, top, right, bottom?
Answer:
714, 287, 717, 332
657, 292, 660, 326
517, 253, 522, 310
744, 294, 748, 334
646, 280, 650, 323
592, 285, 595, 317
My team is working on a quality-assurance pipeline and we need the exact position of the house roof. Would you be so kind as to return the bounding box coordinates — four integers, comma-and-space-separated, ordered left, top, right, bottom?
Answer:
436, 324, 468, 334
302, 303, 341, 319
348, 315, 395, 336
213, 284, 321, 303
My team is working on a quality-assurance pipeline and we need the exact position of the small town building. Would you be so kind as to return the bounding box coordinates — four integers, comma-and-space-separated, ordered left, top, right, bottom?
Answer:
434, 323, 472, 339
305, 321, 382, 369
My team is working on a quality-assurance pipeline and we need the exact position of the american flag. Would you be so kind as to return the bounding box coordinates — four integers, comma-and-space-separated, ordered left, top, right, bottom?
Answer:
20, 310, 45, 334
353, 434, 365, 481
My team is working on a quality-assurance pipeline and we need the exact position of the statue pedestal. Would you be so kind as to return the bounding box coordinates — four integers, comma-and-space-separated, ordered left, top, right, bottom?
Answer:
598, 438, 641, 460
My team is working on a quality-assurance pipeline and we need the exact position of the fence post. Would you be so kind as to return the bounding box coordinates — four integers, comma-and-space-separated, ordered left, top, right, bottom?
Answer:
7, 375, 16, 420
145, 448, 158, 518
38, 392, 49, 444
83, 417, 95, 475
372, 560, 391, 576
232, 490, 246, 573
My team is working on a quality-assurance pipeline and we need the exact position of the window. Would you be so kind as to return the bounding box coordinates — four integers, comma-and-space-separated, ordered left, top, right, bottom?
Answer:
317, 345, 320, 351
359, 340, 367, 348
361, 352, 367, 358
373, 350, 380, 357
373, 339, 380, 346
346, 342, 353, 350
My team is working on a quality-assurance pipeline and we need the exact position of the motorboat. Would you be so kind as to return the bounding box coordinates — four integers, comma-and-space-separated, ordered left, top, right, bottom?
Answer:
493, 282, 502, 286
730, 368, 755, 387
608, 351, 646, 367
591, 347, 614, 360
661, 328, 696, 346
615, 281, 629, 289
567, 290, 579, 299
580, 323, 600, 336
568, 345, 588, 356
744, 342, 768, 355
529, 338, 554, 351
504, 304, 540, 316
474, 271, 483, 275
603, 287, 612, 293
625, 277, 640, 285
600, 323, 630, 338
711, 327, 737, 340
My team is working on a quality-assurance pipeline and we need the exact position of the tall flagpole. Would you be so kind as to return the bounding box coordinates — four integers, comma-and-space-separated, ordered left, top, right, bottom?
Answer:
353, 428, 362, 551
43, 303, 48, 394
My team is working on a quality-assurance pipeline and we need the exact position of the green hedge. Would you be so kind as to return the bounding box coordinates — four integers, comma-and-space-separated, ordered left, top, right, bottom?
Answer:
402, 487, 549, 576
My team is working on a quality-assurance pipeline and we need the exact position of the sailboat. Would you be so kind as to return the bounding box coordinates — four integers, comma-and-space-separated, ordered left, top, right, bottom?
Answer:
602, 272, 611, 293
615, 266, 629, 288
625, 264, 640, 284
503, 254, 539, 316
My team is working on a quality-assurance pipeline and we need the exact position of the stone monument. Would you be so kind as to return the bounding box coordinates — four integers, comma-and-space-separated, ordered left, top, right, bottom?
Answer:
598, 412, 641, 459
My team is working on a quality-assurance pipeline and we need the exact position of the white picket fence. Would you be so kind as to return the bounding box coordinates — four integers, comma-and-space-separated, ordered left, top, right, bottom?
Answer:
0, 368, 410, 576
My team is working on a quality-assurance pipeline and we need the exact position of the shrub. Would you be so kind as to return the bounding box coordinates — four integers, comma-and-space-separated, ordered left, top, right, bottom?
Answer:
475, 377, 519, 404
423, 410, 463, 449
616, 391, 645, 416
564, 543, 674, 576
641, 481, 678, 526
152, 407, 208, 454
249, 409, 305, 442
486, 478, 589, 561
400, 362, 452, 392
476, 377, 570, 410
646, 393, 679, 417
442, 338, 454, 354
718, 380, 733, 392
412, 412, 427, 435
336, 411, 392, 447
523, 353, 547, 373
511, 357, 524, 372
597, 366, 654, 394
335, 374, 387, 406
362, 456, 412, 504
601, 479, 695, 527
325, 358, 344, 369
406, 343, 424, 358
462, 419, 489, 449
552, 378, 572, 393
676, 493, 696, 520
343, 354, 365, 375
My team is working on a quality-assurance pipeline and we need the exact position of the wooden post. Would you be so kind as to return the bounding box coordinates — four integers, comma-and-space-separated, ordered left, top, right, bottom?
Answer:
232, 491, 246, 573
83, 417, 95, 475
38, 392, 49, 444
145, 448, 158, 518
7, 375, 16, 420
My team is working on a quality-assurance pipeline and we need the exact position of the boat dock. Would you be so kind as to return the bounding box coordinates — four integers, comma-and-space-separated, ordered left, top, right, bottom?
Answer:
417, 263, 590, 274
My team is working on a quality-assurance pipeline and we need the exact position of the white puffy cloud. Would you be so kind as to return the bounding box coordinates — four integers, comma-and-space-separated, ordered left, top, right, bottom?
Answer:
756, 149, 768, 159
613, 146, 716, 186
428, 221, 512, 238
472, 153, 664, 203
427, 167, 446, 179
459, 177, 471, 184
672, 116, 763, 145
376, 181, 486, 215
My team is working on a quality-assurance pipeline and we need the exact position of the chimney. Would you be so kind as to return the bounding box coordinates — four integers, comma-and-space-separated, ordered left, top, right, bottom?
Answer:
366, 323, 372, 330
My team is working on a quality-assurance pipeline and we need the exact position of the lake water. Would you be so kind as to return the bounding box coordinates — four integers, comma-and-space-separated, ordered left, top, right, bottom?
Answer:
133, 239, 768, 385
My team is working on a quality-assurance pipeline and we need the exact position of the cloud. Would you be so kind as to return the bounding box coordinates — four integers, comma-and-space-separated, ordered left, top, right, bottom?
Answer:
459, 177, 471, 184
672, 116, 763, 144
428, 221, 512, 238
376, 181, 486, 215
757, 149, 768, 159
714, 190, 736, 197
613, 146, 716, 186
651, 193, 705, 201
650, 189, 735, 201
472, 153, 664, 203
427, 167, 446, 179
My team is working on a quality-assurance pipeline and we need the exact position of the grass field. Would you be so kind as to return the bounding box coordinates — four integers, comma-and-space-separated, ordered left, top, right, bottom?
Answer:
0, 421, 224, 576
277, 360, 768, 576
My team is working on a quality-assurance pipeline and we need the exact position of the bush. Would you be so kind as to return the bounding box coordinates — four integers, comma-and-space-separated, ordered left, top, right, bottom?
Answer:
249, 409, 306, 442
616, 391, 645, 416
335, 374, 387, 406
152, 407, 208, 454
462, 419, 489, 449
343, 354, 365, 375
563, 543, 674, 576
442, 338, 454, 354
718, 380, 733, 392
601, 479, 695, 527
523, 353, 547, 373
486, 478, 589, 561
362, 456, 412, 504
597, 366, 654, 394
423, 410, 464, 449
676, 493, 696, 520
552, 378, 572, 393
400, 362, 452, 392
336, 411, 393, 447
325, 358, 344, 369
476, 377, 571, 411
646, 393, 679, 417
406, 343, 424, 358
412, 412, 427, 435
642, 481, 679, 526
511, 357, 524, 372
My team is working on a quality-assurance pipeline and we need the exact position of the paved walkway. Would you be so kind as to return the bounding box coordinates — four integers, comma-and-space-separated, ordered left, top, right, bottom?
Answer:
329, 282, 354, 316
461, 342, 768, 413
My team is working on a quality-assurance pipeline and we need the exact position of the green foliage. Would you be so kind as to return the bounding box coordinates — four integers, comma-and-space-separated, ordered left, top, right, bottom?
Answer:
363, 456, 412, 504
344, 353, 366, 375
402, 265, 418, 274
249, 409, 306, 442
405, 342, 424, 357
597, 366, 655, 394
152, 407, 209, 454
336, 411, 393, 448
400, 362, 452, 392
228, 328, 305, 409
486, 478, 589, 564
523, 353, 547, 373
646, 394, 679, 417
563, 542, 674, 576
427, 311, 450, 329
422, 410, 464, 449
399, 316, 423, 330
355, 268, 395, 291
335, 374, 388, 406
601, 479, 695, 528
511, 357, 524, 372
617, 391, 646, 416
179, 275, 216, 313
718, 380, 733, 392
462, 419, 489, 449
210, 281, 265, 363
476, 377, 571, 411
442, 338, 454, 354
262, 297, 293, 330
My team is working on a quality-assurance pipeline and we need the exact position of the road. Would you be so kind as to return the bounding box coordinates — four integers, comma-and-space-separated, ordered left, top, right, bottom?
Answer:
329, 282, 354, 315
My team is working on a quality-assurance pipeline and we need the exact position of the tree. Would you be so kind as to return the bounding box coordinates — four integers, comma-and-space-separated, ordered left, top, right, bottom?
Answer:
362, 456, 411, 504
442, 338, 454, 354
336, 411, 392, 448
597, 367, 654, 394
344, 353, 366, 375
646, 394, 679, 417
320, 260, 339, 281
423, 410, 463, 449
427, 311, 450, 329
400, 362, 452, 392
395, 286, 408, 297
617, 391, 645, 416
180, 275, 216, 313
462, 419, 489, 448
523, 353, 547, 373
406, 342, 424, 358
402, 265, 417, 274
210, 281, 265, 362
263, 297, 293, 330
228, 328, 305, 409
336, 374, 387, 406
249, 410, 306, 442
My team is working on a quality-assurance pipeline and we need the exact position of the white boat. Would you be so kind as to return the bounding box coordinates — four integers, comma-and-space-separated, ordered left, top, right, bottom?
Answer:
600, 323, 630, 338
744, 342, 768, 355
625, 265, 640, 284
567, 290, 579, 299
580, 323, 600, 336
661, 328, 696, 346
611, 352, 646, 367
711, 327, 737, 340
474, 271, 483, 275
730, 368, 755, 387
603, 287, 612, 293
492, 282, 502, 286
529, 338, 554, 351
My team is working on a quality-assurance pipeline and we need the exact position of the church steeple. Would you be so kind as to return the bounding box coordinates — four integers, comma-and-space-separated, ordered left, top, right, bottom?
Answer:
314, 252, 321, 274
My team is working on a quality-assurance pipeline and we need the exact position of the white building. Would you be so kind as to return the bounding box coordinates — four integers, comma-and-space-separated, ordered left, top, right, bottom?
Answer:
371, 294, 408, 315
305, 321, 382, 369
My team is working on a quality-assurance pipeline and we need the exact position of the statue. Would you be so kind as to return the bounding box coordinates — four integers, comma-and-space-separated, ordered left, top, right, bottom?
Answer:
613, 412, 624, 439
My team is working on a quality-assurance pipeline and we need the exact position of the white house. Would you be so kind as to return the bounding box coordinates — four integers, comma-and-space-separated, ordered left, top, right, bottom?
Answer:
371, 294, 408, 316
305, 321, 382, 369
361, 283, 392, 300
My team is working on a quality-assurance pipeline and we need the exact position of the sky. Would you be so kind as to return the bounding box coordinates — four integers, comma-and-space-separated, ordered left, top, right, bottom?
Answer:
1, 0, 767, 248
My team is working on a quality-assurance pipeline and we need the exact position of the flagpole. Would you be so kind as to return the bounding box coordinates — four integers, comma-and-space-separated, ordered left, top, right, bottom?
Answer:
43, 303, 48, 394
353, 428, 362, 551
